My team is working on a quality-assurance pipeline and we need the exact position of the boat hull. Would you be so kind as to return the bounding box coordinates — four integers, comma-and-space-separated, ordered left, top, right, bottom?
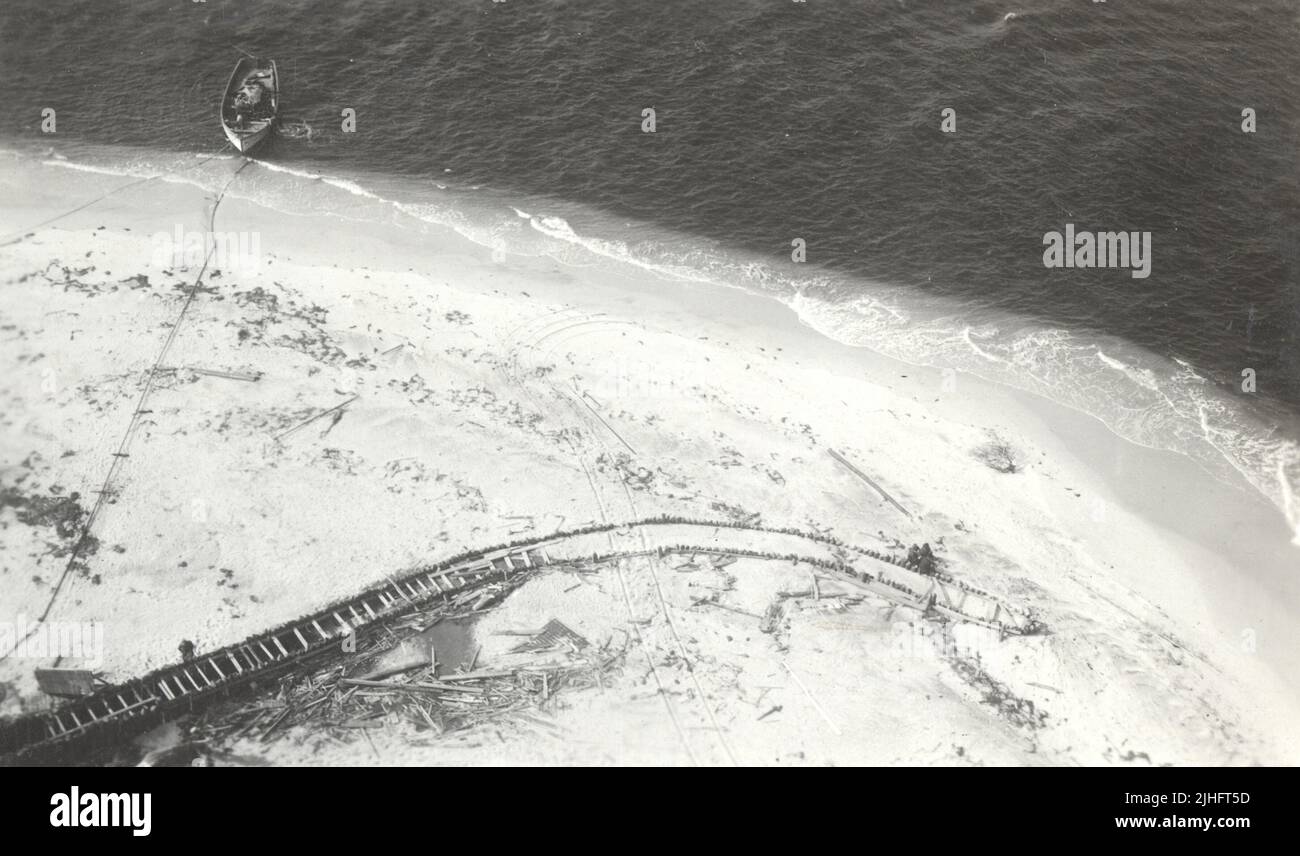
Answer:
220, 58, 279, 154
222, 123, 273, 154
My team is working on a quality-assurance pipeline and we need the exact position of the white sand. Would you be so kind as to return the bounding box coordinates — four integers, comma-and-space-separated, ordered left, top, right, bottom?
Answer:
1, 154, 1297, 765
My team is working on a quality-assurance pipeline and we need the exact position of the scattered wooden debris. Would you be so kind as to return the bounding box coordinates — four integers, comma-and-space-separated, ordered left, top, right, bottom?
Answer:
183, 366, 262, 382
190, 592, 623, 751
356, 638, 430, 681
273, 394, 359, 442
511, 619, 589, 654
35, 669, 97, 698
694, 600, 761, 620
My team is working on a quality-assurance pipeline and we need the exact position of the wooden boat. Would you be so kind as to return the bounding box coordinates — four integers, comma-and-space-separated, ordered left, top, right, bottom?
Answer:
220, 57, 279, 153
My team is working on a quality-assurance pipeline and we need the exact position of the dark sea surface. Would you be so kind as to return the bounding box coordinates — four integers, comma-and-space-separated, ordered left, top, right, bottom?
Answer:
1, 0, 1298, 528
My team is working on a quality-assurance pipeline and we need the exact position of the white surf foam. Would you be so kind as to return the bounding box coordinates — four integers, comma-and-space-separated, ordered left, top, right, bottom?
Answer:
22, 144, 1298, 542
789, 286, 1300, 545
40, 159, 145, 178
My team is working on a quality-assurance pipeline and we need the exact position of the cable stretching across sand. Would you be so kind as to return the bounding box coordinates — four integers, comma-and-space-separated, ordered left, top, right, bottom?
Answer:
0, 156, 254, 661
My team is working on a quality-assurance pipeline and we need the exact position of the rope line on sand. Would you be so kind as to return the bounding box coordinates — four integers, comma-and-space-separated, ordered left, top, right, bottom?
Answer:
0, 146, 233, 247
1, 155, 254, 662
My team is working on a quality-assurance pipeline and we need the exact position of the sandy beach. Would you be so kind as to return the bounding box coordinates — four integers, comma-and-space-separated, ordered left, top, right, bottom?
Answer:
1, 151, 1297, 766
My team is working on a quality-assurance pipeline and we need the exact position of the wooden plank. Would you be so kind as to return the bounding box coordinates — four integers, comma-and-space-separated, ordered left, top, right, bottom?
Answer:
827, 448, 912, 518
35, 668, 97, 698
184, 366, 261, 382
441, 670, 514, 682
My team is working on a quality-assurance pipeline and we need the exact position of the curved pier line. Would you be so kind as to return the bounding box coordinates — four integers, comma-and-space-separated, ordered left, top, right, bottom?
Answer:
0, 517, 1043, 759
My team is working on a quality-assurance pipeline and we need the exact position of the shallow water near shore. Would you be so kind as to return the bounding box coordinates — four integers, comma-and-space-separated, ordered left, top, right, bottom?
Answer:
2, 0, 1297, 405
421, 618, 478, 675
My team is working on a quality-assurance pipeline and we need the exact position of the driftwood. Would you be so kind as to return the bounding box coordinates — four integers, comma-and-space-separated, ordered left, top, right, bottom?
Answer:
827, 448, 912, 518
190, 582, 627, 753
273, 394, 359, 442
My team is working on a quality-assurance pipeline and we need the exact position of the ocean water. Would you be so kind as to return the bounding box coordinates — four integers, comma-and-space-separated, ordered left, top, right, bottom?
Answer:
1, 0, 1298, 537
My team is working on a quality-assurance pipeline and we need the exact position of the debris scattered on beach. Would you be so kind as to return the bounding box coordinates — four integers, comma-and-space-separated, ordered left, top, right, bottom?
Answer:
510, 619, 588, 654
189, 589, 623, 752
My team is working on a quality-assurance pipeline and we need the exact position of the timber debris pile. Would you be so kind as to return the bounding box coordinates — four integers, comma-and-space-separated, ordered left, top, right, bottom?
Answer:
193, 598, 624, 753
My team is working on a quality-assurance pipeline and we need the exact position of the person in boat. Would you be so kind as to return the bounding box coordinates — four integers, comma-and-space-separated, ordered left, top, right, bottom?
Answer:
244, 68, 273, 86
232, 68, 274, 123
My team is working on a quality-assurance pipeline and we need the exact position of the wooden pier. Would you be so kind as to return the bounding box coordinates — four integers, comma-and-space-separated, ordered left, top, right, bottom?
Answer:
0, 543, 551, 759
0, 517, 1043, 761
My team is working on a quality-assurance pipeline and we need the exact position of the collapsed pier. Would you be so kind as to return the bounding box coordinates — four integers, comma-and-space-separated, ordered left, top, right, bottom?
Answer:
0, 517, 1046, 761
